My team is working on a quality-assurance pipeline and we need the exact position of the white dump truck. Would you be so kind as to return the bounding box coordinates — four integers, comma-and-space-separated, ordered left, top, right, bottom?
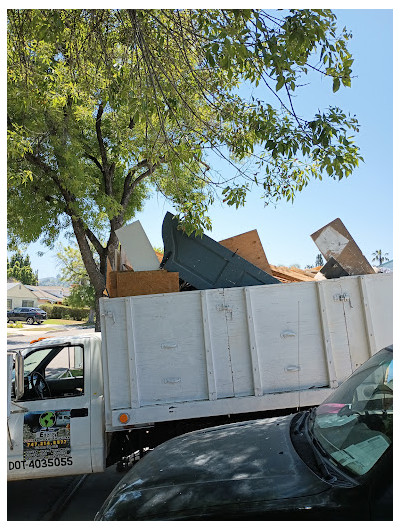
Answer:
7, 273, 392, 481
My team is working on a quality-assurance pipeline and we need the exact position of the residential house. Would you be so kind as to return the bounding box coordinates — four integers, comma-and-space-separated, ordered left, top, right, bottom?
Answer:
25, 285, 70, 305
7, 282, 39, 310
7, 283, 70, 309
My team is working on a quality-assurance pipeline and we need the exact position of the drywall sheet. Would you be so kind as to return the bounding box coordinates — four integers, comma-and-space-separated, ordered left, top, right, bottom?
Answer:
115, 221, 160, 271
311, 218, 374, 276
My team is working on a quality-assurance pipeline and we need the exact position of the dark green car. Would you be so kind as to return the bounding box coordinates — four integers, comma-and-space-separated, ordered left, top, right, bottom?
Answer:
96, 346, 393, 521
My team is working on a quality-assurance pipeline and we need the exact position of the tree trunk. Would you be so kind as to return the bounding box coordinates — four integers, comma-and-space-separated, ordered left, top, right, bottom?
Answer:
94, 289, 103, 332
88, 308, 95, 324
71, 219, 107, 332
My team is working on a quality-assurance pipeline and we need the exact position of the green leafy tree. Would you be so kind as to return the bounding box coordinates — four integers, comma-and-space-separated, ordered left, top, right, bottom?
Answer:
371, 250, 389, 266
315, 253, 324, 267
8, 9, 363, 329
57, 245, 96, 319
7, 252, 38, 285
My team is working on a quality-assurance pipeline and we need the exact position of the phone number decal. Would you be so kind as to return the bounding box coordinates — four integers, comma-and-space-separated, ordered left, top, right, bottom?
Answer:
23, 410, 71, 460
9, 457, 73, 471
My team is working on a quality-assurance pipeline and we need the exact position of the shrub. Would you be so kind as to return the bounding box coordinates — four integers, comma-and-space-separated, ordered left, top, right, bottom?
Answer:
7, 322, 24, 328
39, 304, 90, 321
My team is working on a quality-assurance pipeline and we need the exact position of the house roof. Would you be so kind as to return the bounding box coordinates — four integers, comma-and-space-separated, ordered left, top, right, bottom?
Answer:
7, 282, 21, 290
25, 285, 70, 303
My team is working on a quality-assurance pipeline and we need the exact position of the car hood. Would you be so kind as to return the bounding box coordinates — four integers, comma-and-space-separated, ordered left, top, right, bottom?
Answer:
97, 415, 331, 520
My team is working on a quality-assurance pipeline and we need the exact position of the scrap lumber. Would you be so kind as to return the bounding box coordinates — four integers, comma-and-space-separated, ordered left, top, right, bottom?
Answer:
311, 218, 374, 277
108, 270, 179, 298
115, 221, 160, 271
219, 230, 273, 275
269, 265, 314, 283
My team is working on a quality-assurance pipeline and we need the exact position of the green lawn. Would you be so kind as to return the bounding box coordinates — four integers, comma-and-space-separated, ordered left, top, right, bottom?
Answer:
43, 319, 87, 325
7, 319, 88, 329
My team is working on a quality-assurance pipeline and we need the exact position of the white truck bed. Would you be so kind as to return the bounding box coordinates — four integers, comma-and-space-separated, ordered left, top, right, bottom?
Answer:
99, 273, 392, 432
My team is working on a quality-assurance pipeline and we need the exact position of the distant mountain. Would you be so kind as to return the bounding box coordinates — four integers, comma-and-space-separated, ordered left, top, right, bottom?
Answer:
38, 276, 71, 287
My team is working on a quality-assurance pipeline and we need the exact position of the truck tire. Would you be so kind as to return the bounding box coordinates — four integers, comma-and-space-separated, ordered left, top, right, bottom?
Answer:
26, 317, 34, 325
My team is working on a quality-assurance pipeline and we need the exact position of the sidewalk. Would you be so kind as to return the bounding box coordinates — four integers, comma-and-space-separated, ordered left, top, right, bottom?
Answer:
7, 322, 95, 337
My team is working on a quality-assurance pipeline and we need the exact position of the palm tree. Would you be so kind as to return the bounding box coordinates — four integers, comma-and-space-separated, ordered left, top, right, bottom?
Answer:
372, 250, 390, 266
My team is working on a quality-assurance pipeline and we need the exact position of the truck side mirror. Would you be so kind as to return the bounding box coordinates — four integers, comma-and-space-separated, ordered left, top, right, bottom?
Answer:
14, 352, 25, 400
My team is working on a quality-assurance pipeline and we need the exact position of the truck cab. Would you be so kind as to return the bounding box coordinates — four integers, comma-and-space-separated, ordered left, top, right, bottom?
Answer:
7, 335, 106, 480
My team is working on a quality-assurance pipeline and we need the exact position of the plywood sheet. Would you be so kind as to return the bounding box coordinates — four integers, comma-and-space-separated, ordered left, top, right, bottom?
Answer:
270, 265, 314, 282
107, 271, 118, 298
219, 230, 272, 275
311, 218, 374, 276
116, 221, 160, 271
115, 270, 179, 297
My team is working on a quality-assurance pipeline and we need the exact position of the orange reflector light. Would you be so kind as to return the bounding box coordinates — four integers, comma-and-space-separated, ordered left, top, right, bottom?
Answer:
119, 413, 130, 424
30, 337, 49, 344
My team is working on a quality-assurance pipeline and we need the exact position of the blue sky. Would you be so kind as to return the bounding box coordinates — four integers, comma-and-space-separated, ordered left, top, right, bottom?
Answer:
16, 9, 394, 278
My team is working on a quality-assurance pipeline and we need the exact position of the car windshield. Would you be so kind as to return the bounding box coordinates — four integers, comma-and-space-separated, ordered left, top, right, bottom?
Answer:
311, 347, 393, 477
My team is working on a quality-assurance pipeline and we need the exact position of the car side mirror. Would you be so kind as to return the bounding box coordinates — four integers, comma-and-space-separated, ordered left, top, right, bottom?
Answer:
14, 352, 25, 400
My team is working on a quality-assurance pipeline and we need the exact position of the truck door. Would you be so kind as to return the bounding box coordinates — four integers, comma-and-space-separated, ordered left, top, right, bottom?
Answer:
8, 343, 93, 480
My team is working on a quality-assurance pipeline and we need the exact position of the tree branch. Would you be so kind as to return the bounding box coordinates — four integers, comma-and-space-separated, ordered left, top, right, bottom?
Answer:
96, 103, 107, 167
95, 102, 114, 196
120, 157, 166, 210
24, 152, 77, 215
84, 227, 104, 257
85, 152, 103, 172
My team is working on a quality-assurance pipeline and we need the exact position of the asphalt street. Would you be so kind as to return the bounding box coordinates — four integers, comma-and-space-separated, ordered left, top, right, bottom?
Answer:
8, 466, 129, 520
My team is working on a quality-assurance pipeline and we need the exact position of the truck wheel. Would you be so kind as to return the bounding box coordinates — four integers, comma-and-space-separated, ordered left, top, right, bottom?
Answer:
26, 317, 34, 325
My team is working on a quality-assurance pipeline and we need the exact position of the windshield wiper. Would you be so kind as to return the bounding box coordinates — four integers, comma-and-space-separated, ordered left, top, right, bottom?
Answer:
292, 409, 309, 435
305, 410, 341, 483
306, 412, 358, 486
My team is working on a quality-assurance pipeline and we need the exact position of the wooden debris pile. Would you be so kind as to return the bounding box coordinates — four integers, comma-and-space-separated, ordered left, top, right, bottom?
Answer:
106, 215, 378, 298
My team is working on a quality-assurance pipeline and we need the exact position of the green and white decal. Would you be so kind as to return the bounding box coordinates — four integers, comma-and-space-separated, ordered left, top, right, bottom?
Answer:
23, 410, 71, 461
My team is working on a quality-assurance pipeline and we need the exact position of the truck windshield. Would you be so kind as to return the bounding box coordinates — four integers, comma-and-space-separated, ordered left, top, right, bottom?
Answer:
22, 348, 55, 377
311, 347, 393, 477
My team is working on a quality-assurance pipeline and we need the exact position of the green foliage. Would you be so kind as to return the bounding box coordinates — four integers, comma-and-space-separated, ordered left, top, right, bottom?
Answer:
40, 304, 90, 321
315, 253, 324, 267
371, 250, 390, 266
56, 245, 96, 309
7, 322, 24, 329
7, 252, 38, 285
7, 9, 363, 326
65, 285, 96, 309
